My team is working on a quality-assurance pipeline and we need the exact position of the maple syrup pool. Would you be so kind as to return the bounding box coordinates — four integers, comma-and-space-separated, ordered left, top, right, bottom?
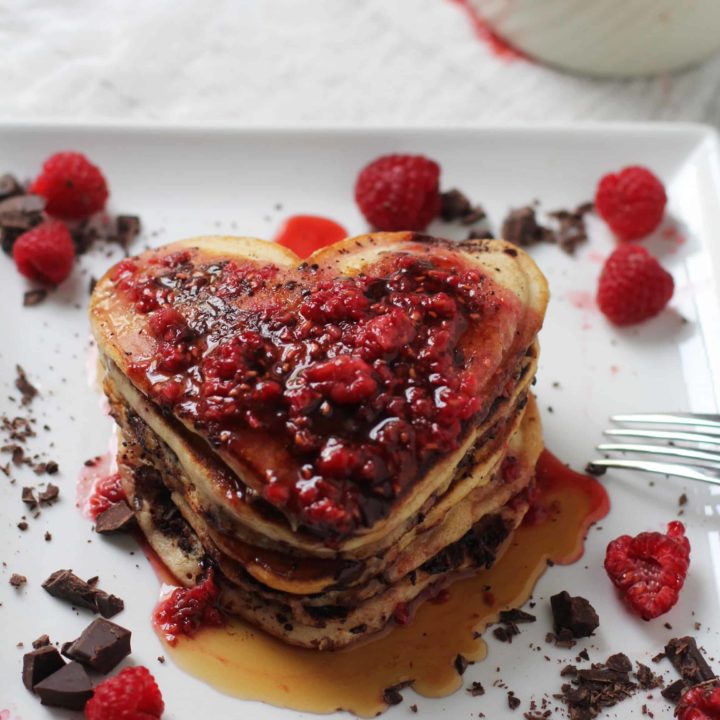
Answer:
149, 449, 608, 716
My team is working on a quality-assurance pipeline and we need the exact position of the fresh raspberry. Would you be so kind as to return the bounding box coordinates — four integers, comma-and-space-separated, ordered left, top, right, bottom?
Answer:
604, 521, 690, 620
85, 666, 164, 720
677, 680, 720, 720
595, 165, 667, 240
12, 221, 75, 285
354, 154, 441, 231
31, 151, 109, 220
597, 244, 674, 325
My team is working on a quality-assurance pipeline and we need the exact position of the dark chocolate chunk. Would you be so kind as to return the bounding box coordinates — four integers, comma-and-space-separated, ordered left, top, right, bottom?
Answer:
501, 206, 554, 248
94, 590, 125, 619
63, 617, 131, 673
42, 569, 97, 611
34, 661, 92, 710
21, 486, 37, 508
0, 194, 45, 253
39, 483, 59, 503
0, 173, 23, 200
22, 645, 65, 690
662, 678, 687, 702
15, 365, 38, 405
550, 591, 599, 638
665, 636, 716, 686
23, 288, 48, 307
441, 189, 473, 221
32, 634, 51, 649
606, 653, 632, 673
95, 501, 135, 534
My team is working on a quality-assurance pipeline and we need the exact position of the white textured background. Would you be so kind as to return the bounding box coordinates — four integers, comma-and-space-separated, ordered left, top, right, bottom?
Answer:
2, 0, 720, 127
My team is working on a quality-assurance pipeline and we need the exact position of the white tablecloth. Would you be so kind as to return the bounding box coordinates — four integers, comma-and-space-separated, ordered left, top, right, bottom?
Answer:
2, 0, 720, 128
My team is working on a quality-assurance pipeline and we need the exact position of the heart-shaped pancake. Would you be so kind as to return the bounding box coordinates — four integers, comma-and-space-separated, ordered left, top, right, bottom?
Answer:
91, 232, 548, 549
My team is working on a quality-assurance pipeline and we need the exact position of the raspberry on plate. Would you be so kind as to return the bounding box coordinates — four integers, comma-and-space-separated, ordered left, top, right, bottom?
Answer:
677, 680, 720, 720
604, 521, 690, 620
595, 165, 667, 241
31, 151, 109, 220
12, 221, 75, 285
597, 243, 674, 325
355, 154, 441, 231
85, 666, 164, 720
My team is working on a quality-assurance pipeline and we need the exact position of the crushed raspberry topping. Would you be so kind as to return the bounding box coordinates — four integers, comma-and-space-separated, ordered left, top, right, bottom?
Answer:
153, 571, 224, 645
604, 521, 690, 620
677, 680, 720, 720
88, 472, 126, 519
85, 665, 164, 720
112, 246, 518, 539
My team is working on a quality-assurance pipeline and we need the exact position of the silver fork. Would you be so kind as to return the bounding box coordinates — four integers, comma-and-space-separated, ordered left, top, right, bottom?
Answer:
588, 413, 720, 487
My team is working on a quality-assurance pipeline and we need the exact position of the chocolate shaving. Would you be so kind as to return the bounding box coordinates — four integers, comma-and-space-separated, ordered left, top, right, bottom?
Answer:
501, 206, 554, 248
547, 202, 593, 255
661, 636, 716, 701
23, 288, 48, 307
15, 365, 38, 405
42, 569, 124, 617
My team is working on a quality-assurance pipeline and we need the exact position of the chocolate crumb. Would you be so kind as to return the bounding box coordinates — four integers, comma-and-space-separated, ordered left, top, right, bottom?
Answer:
678, 493, 688, 507
499, 608, 536, 624
39, 483, 59, 504
382, 680, 412, 706
585, 462, 607, 476
10, 572, 27, 587
17, 520, 28, 531
21, 486, 38, 508
547, 202, 593, 255
158, 655, 165, 663
409, 703, 418, 713
440, 189, 488, 226
507, 691, 521, 710
44, 531, 52, 541
635, 662, 663, 690
468, 681, 485, 696
455, 654, 469, 675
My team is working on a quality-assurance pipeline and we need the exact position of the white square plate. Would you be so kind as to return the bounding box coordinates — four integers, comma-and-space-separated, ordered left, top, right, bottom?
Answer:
1, 123, 719, 719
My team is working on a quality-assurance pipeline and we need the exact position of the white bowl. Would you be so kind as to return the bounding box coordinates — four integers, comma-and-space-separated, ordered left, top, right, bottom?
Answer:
469, 0, 720, 77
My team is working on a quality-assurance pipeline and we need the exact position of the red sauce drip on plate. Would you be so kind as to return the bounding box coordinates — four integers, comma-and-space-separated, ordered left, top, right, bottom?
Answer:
447, 0, 525, 61
274, 215, 348, 258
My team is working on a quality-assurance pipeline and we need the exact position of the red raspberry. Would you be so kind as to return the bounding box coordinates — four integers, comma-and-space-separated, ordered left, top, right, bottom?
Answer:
597, 244, 674, 325
355, 154, 441, 231
604, 521, 690, 620
85, 666, 164, 720
595, 165, 667, 241
677, 680, 720, 720
12, 221, 75, 285
31, 151, 109, 220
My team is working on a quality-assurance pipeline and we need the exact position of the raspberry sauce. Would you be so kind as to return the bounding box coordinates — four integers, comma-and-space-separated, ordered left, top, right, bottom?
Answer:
447, 0, 525, 61
154, 448, 609, 716
274, 215, 348, 258
108, 243, 526, 541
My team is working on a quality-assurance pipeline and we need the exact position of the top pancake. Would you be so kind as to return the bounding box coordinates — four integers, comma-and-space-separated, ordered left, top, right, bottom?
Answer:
90, 232, 548, 545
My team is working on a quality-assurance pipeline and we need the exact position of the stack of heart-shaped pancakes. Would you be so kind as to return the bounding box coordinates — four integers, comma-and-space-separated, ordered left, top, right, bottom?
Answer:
91, 232, 549, 650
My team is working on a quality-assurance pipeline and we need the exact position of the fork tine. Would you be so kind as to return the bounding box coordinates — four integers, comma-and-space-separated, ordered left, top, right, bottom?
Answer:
604, 428, 720, 446
587, 458, 720, 486
612, 413, 720, 433
597, 442, 720, 467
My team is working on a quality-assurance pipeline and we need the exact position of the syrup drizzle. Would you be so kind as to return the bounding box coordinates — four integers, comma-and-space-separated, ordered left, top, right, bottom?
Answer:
148, 448, 608, 716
